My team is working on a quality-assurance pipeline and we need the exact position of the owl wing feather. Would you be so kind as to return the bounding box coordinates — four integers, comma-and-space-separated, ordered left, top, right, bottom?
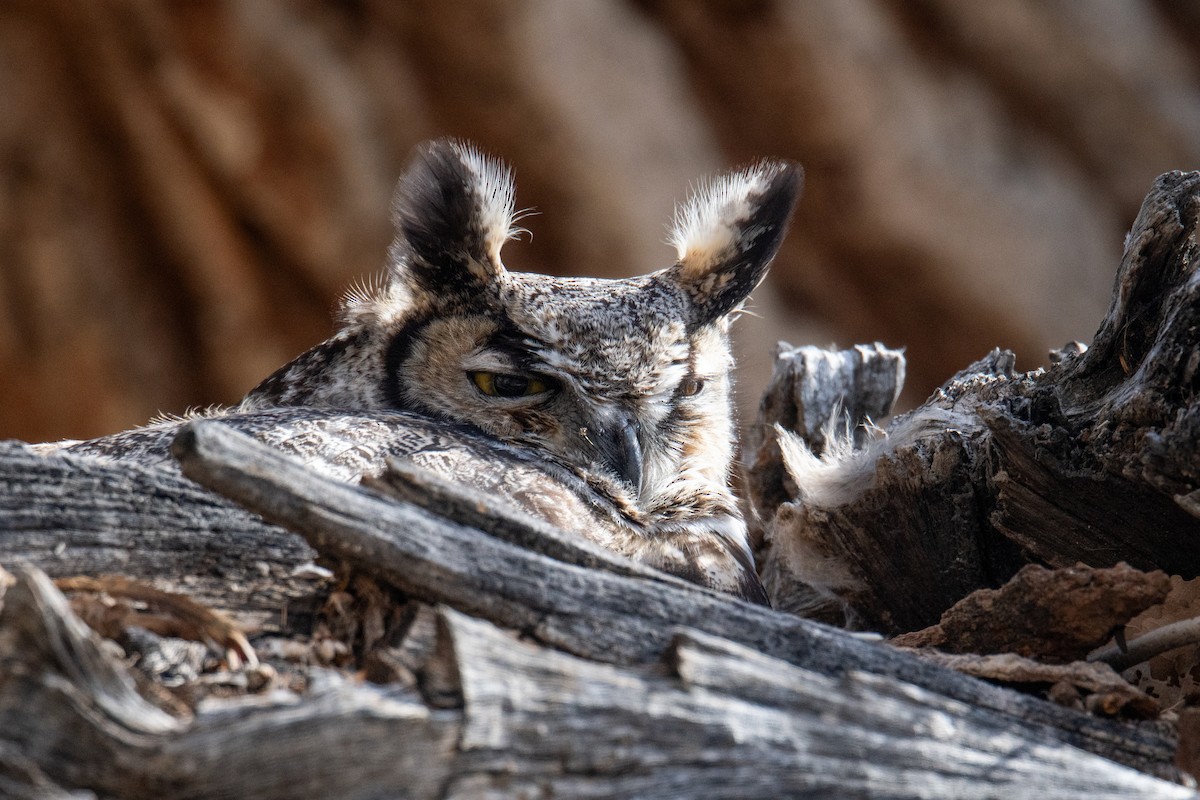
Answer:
58, 408, 768, 604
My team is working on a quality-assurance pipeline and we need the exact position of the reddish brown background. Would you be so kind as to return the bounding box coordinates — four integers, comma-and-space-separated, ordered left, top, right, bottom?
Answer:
3, 1, 1199, 442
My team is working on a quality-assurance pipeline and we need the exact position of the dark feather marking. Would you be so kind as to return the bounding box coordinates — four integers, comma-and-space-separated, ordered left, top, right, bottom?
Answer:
659, 339, 723, 446
483, 320, 547, 373
683, 163, 802, 329
725, 541, 771, 606
383, 317, 434, 411
390, 140, 492, 294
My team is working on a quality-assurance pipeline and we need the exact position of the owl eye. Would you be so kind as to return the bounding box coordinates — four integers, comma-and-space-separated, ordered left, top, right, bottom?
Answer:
470, 370, 553, 398
680, 378, 705, 397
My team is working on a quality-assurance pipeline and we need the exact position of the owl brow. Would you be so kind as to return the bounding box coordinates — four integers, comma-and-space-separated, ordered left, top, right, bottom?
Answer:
481, 323, 547, 373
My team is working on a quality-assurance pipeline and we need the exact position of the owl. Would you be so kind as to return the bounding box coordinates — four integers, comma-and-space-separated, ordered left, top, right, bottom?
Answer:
58, 140, 802, 604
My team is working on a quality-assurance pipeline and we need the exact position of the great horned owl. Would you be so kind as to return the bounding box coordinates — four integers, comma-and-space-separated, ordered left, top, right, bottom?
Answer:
58, 140, 802, 604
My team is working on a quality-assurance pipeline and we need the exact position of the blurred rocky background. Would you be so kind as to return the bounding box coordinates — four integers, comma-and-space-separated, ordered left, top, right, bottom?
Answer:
3, 0, 1199, 442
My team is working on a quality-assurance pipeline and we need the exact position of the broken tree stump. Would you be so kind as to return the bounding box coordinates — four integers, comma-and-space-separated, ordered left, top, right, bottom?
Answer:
753, 171, 1200, 636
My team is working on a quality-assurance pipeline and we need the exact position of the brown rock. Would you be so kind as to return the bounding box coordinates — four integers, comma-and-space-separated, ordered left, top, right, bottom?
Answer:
892, 563, 1171, 663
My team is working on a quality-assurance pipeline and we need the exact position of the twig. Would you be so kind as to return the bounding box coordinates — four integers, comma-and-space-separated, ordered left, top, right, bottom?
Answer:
1089, 615, 1200, 672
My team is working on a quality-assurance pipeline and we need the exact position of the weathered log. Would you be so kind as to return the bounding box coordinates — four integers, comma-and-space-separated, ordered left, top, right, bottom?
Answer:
750, 342, 906, 458
746, 342, 905, 545
443, 611, 1185, 799
4, 421, 1183, 774
0, 567, 459, 800
0, 410, 1187, 792
754, 171, 1200, 634
0, 566, 1193, 799
168, 419, 1179, 777
0, 439, 322, 632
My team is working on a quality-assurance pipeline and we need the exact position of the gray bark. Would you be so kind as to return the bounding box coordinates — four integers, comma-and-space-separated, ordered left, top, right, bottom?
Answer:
0, 417, 1188, 795
0, 565, 1191, 800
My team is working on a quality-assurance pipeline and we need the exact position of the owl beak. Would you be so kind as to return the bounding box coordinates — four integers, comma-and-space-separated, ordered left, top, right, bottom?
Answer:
595, 413, 643, 493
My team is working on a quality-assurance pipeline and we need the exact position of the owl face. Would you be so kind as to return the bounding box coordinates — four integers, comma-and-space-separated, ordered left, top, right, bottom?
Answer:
247, 140, 801, 525
388, 272, 732, 510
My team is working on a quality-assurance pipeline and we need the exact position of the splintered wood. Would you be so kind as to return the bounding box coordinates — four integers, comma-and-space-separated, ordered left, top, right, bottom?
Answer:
754, 173, 1200, 630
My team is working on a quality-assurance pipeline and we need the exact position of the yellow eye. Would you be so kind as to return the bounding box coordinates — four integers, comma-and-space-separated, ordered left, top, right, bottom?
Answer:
470, 371, 551, 398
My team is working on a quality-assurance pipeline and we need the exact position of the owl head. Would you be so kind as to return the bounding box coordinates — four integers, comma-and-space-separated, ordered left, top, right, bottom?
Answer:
247, 139, 801, 532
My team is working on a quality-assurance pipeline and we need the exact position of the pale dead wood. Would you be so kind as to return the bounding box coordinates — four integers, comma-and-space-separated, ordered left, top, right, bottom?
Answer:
0, 439, 322, 633
0, 564, 1192, 799
0, 388, 1188, 794
0, 566, 459, 800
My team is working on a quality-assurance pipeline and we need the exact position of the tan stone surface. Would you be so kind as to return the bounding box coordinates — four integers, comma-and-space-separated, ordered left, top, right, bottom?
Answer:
3, 1, 1198, 440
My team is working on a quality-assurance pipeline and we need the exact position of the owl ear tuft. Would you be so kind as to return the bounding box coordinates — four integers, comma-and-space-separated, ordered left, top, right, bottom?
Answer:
389, 139, 515, 293
666, 159, 802, 326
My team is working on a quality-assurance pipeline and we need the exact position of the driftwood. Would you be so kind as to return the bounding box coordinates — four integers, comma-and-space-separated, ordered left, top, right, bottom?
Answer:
3, 172, 1200, 796
753, 171, 1200, 635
